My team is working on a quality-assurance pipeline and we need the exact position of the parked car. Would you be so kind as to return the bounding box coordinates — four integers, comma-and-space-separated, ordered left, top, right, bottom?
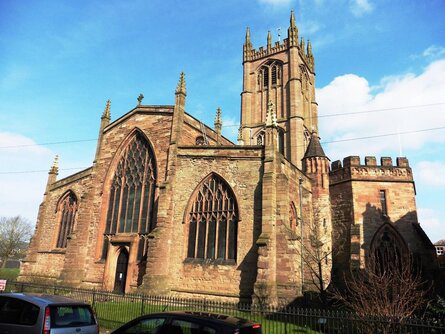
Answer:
111, 311, 262, 334
0, 293, 99, 334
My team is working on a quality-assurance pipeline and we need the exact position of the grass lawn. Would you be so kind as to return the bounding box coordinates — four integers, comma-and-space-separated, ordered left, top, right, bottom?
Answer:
0, 268, 19, 281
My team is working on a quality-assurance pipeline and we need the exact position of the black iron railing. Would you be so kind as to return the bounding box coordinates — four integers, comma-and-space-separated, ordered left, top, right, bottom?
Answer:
3, 281, 444, 333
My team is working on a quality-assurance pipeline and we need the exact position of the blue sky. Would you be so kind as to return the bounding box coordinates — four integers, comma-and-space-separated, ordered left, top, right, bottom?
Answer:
0, 0, 444, 241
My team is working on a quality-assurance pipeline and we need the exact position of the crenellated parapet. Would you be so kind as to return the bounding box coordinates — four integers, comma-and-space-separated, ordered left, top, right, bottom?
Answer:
330, 156, 413, 185
244, 38, 314, 72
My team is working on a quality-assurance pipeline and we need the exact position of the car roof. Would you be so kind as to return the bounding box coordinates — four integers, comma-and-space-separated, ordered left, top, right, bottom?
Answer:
143, 311, 257, 328
0, 293, 90, 307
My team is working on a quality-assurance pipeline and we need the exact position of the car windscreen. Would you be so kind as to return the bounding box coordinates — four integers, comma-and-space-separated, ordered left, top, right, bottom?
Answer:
50, 305, 96, 328
0, 296, 40, 326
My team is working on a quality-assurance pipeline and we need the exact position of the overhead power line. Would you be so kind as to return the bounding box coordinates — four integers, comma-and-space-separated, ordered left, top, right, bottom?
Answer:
218, 102, 445, 128
318, 102, 445, 118
1, 102, 444, 149
0, 138, 97, 149
0, 167, 89, 175
0, 125, 444, 175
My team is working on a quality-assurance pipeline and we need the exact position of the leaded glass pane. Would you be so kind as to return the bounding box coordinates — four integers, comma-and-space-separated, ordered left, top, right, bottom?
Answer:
56, 192, 78, 248
186, 174, 238, 261
105, 133, 157, 238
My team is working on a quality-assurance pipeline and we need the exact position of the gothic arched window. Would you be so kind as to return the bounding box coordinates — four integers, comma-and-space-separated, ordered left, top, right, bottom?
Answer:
186, 174, 238, 261
370, 223, 408, 273
257, 131, 265, 145
105, 132, 157, 236
196, 136, 205, 145
56, 191, 78, 248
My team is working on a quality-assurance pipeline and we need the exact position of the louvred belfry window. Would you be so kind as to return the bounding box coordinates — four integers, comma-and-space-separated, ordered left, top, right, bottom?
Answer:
105, 133, 156, 236
187, 174, 238, 261
56, 192, 78, 248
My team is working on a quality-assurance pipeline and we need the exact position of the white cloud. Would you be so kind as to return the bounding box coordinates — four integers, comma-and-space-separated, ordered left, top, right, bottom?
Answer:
349, 0, 374, 17
0, 132, 54, 224
415, 161, 445, 187
417, 208, 444, 243
422, 45, 445, 60
317, 59, 445, 160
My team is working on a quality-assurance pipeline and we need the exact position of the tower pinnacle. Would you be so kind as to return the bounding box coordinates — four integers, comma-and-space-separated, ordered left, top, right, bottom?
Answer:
265, 101, 278, 127
267, 31, 272, 50
214, 107, 222, 128
307, 39, 313, 57
245, 27, 252, 48
175, 72, 187, 96
288, 10, 298, 46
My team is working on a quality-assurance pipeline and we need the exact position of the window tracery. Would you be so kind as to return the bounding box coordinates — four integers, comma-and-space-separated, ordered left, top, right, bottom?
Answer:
370, 223, 408, 273
258, 61, 282, 90
186, 174, 238, 261
56, 191, 78, 248
105, 133, 156, 236
257, 131, 265, 145
196, 136, 205, 145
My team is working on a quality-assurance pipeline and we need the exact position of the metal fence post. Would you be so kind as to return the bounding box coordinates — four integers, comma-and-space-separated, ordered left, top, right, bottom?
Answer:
92, 289, 96, 309
141, 296, 145, 316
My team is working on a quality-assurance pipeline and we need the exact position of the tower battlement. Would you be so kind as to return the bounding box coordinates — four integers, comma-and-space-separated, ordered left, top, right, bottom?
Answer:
330, 156, 413, 185
245, 37, 314, 72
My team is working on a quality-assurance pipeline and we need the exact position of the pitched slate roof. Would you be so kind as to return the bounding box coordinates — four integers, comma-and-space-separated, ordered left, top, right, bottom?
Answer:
304, 132, 327, 159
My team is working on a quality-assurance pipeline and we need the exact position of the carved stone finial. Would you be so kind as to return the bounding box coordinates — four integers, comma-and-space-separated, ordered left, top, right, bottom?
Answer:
267, 31, 272, 50
102, 99, 111, 119
290, 10, 296, 28
214, 107, 222, 128
300, 37, 305, 52
137, 94, 144, 106
50, 155, 59, 174
237, 126, 244, 144
307, 39, 313, 57
265, 100, 277, 127
175, 72, 187, 96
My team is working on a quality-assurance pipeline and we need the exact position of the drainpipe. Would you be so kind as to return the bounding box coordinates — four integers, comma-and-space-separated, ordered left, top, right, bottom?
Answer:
299, 176, 304, 295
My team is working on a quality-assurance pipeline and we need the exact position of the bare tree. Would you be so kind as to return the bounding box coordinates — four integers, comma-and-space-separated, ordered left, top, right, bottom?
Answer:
0, 216, 32, 267
300, 216, 332, 303
332, 252, 429, 333
294, 201, 336, 304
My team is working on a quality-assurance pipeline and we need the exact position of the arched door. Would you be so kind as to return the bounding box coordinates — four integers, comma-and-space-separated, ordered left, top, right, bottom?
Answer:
114, 248, 129, 294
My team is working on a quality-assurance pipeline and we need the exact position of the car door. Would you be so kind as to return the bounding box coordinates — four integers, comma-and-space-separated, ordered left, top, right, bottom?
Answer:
162, 318, 219, 334
112, 316, 167, 334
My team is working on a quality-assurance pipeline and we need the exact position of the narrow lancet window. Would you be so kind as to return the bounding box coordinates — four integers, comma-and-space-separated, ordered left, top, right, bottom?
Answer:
186, 174, 238, 261
380, 190, 388, 216
56, 192, 78, 248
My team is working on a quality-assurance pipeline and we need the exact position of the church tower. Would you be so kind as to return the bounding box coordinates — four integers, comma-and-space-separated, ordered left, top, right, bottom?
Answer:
240, 11, 317, 168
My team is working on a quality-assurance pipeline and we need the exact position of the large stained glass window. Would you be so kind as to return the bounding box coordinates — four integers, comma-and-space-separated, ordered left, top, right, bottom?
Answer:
186, 174, 238, 261
105, 133, 156, 236
56, 191, 78, 248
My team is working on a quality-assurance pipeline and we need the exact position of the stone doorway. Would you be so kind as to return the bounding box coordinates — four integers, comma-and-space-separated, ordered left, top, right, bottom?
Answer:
114, 248, 129, 294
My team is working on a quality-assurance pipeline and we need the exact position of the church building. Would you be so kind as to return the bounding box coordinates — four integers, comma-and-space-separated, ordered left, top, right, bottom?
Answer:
19, 12, 437, 303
